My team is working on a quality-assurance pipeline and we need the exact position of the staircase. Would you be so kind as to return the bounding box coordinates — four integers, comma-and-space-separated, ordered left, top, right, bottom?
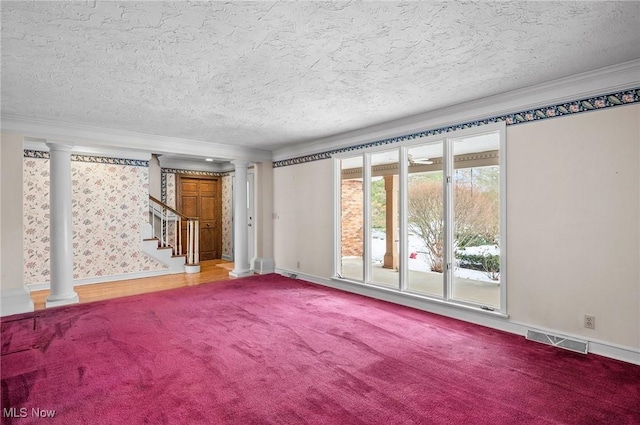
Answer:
142, 196, 201, 274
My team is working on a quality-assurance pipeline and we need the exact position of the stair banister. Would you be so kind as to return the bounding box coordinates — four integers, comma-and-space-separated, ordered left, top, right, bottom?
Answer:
148, 196, 200, 266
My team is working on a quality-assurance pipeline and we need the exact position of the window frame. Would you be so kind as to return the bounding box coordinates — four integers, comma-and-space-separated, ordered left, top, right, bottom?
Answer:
333, 122, 507, 316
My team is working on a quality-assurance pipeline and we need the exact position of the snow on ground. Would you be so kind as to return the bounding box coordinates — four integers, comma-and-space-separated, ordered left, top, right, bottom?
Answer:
457, 245, 500, 256
370, 231, 499, 283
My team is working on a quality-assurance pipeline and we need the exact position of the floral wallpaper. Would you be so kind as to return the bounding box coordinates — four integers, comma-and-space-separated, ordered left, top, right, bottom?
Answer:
165, 173, 176, 208
221, 175, 232, 258
24, 158, 52, 282
23, 156, 166, 285
164, 173, 177, 244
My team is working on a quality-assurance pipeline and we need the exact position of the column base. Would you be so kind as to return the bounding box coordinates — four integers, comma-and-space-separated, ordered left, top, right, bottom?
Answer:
252, 257, 275, 275
229, 269, 254, 278
383, 253, 398, 270
185, 264, 201, 274
46, 293, 79, 308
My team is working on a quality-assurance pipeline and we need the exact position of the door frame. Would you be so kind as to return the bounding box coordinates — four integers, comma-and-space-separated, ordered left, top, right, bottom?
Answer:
176, 174, 223, 260
230, 169, 257, 269
247, 170, 256, 266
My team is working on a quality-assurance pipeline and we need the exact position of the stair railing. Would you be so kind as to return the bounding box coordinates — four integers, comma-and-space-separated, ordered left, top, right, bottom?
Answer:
148, 196, 199, 266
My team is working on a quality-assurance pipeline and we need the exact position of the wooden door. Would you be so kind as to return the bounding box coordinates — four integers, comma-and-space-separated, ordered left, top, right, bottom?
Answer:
178, 176, 222, 261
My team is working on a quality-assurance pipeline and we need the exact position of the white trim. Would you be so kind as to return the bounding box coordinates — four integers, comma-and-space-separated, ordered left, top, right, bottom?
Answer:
273, 59, 640, 161
26, 269, 172, 291
332, 158, 341, 278
158, 156, 234, 173
333, 123, 506, 312
363, 153, 372, 284
23, 139, 152, 161
229, 270, 254, 278
444, 135, 453, 301
222, 254, 234, 262
498, 122, 508, 312
0, 287, 35, 317
3, 115, 272, 162
399, 146, 408, 291
247, 169, 257, 271
514, 322, 640, 366
275, 268, 640, 365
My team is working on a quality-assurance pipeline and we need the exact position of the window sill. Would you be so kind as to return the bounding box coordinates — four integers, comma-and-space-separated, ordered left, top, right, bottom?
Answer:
331, 275, 508, 319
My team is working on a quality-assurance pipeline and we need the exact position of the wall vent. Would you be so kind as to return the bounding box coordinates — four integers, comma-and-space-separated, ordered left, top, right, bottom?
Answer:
526, 329, 588, 354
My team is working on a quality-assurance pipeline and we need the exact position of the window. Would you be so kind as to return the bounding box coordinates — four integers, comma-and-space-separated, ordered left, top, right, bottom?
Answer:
334, 123, 506, 314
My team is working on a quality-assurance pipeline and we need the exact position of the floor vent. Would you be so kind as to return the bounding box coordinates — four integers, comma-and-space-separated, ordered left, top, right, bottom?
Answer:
526, 329, 588, 354
288, 273, 298, 279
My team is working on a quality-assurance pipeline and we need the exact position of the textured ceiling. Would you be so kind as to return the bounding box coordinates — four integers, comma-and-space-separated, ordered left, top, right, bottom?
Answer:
2, 1, 640, 151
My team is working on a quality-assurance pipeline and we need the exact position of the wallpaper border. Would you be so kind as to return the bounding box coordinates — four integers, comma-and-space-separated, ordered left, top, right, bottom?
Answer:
161, 168, 229, 177
273, 87, 640, 168
160, 168, 229, 204
23, 150, 149, 167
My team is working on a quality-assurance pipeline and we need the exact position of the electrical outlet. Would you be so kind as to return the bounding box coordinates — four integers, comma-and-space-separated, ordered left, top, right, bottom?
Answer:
584, 315, 595, 329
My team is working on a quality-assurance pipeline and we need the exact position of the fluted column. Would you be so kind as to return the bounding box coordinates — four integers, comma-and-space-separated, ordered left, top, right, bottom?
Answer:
45, 142, 79, 307
230, 160, 252, 277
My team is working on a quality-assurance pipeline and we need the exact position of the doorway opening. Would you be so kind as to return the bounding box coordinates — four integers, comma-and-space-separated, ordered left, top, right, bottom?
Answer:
177, 175, 223, 260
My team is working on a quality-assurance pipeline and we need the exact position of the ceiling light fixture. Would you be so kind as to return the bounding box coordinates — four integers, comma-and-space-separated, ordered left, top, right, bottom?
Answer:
408, 154, 433, 165
205, 158, 214, 162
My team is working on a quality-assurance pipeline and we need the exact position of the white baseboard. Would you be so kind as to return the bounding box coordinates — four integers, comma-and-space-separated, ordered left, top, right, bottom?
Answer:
274, 268, 640, 366
510, 321, 640, 365
1, 287, 35, 317
222, 254, 234, 262
27, 269, 172, 292
252, 257, 275, 275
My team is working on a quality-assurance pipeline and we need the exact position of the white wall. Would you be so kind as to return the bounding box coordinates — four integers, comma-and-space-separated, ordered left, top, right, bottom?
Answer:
0, 133, 34, 315
272, 104, 640, 358
149, 154, 162, 199
273, 159, 334, 278
0, 139, 2, 290
507, 104, 640, 348
1, 133, 25, 289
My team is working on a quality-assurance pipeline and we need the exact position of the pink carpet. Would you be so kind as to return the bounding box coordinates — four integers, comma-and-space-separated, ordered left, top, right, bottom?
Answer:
2, 274, 639, 424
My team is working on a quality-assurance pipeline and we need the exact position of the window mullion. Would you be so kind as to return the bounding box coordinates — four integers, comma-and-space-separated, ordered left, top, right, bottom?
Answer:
399, 147, 408, 291
444, 138, 454, 301
333, 158, 340, 277
363, 153, 372, 284
499, 125, 507, 314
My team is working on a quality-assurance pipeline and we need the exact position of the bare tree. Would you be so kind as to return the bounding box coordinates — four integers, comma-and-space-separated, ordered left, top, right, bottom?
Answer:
408, 169, 499, 272
408, 179, 446, 272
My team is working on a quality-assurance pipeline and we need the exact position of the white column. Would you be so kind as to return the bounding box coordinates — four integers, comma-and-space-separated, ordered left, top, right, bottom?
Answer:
230, 160, 252, 277
252, 161, 275, 274
45, 142, 79, 307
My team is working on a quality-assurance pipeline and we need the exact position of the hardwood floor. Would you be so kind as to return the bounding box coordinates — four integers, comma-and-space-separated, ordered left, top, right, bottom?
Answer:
30, 260, 235, 311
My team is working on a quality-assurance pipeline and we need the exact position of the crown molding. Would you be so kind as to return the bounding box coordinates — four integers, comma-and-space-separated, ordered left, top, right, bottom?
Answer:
158, 156, 235, 173
273, 59, 640, 161
1, 116, 272, 162
23, 139, 152, 161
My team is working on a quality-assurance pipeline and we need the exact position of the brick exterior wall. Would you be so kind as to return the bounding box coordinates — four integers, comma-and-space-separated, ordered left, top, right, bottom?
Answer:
341, 179, 363, 257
